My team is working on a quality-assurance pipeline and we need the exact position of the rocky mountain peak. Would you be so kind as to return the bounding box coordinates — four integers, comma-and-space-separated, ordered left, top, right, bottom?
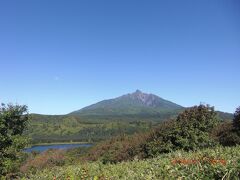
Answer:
128, 90, 157, 107
134, 89, 143, 94
70, 90, 184, 116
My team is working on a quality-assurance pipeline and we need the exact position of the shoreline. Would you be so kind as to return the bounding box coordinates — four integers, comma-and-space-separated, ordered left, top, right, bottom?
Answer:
29, 142, 94, 147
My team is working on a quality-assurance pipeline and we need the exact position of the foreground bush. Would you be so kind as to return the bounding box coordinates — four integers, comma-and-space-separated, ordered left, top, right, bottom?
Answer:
212, 106, 240, 146
0, 104, 29, 177
84, 132, 149, 163
144, 105, 220, 157
212, 121, 240, 146
25, 146, 240, 180
20, 149, 65, 174
233, 106, 240, 130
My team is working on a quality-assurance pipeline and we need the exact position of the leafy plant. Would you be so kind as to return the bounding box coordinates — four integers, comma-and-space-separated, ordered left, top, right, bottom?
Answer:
144, 105, 220, 157
233, 106, 240, 131
0, 103, 29, 177
213, 106, 240, 146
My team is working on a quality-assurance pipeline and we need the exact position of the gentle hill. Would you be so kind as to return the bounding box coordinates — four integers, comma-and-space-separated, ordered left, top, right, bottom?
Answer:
70, 90, 184, 116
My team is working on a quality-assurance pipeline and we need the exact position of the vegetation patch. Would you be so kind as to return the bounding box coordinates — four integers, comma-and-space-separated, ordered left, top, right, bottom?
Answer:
25, 146, 240, 180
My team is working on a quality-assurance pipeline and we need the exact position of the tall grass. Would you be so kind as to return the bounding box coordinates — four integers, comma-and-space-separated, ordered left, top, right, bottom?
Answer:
24, 146, 240, 180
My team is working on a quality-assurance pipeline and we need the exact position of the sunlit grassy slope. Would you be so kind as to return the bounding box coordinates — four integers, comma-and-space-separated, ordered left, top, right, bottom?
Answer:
25, 146, 240, 180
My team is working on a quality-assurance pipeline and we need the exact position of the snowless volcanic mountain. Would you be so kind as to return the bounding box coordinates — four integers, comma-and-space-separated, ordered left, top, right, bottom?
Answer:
70, 90, 184, 116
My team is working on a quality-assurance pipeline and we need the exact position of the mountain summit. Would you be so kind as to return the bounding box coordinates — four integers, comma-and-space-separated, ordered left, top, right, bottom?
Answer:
70, 90, 184, 116
120, 90, 180, 108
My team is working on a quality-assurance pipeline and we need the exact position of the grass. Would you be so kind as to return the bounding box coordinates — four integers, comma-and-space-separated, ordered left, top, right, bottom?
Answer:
23, 145, 240, 180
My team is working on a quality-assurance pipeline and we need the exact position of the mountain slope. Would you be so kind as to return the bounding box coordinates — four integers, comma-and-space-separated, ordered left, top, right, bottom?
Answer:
28, 90, 233, 143
70, 90, 184, 116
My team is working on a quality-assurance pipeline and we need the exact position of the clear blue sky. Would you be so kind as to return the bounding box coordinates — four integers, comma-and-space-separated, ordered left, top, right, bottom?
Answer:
0, 0, 239, 114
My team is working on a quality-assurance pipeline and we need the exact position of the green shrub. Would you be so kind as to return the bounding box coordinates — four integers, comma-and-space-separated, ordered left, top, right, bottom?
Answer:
212, 121, 240, 146
144, 105, 220, 157
0, 103, 29, 177
212, 106, 240, 146
233, 106, 240, 131
174, 104, 219, 149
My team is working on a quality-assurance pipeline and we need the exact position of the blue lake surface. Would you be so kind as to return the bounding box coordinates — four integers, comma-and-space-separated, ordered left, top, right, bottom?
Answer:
24, 143, 92, 153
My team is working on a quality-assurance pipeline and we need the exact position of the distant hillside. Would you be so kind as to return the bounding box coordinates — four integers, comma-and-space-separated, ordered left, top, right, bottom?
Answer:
70, 90, 184, 116
28, 90, 233, 143
216, 111, 233, 121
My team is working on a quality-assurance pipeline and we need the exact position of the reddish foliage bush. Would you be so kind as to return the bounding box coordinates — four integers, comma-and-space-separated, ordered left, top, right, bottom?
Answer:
20, 149, 65, 173
83, 131, 150, 163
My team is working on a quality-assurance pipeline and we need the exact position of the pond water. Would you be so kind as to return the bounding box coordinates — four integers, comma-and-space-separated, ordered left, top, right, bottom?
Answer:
24, 143, 92, 153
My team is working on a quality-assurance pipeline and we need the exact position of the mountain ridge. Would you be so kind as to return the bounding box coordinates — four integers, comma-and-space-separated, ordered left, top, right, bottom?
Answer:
70, 90, 184, 116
